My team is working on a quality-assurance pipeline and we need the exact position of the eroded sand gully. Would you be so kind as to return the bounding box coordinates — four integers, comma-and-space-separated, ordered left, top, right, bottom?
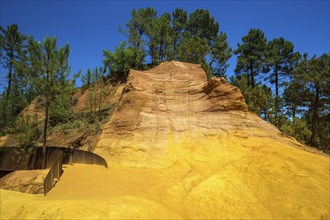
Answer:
1, 62, 329, 219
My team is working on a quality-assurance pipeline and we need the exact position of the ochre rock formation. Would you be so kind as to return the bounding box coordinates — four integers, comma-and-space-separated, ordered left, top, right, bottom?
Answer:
96, 61, 302, 167
1, 61, 329, 219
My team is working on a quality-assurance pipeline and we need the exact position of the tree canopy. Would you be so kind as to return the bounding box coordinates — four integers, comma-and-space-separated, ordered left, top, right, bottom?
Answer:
105, 8, 232, 81
234, 29, 267, 87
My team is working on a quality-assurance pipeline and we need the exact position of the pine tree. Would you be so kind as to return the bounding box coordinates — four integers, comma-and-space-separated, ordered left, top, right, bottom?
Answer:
103, 41, 135, 83
283, 79, 307, 123
177, 36, 210, 64
231, 75, 273, 119
295, 53, 330, 147
145, 13, 173, 65
264, 37, 300, 126
126, 7, 157, 69
279, 117, 311, 145
234, 29, 267, 87
0, 24, 27, 125
28, 36, 70, 161
82, 68, 92, 87
209, 32, 232, 77
171, 8, 187, 59
186, 9, 219, 44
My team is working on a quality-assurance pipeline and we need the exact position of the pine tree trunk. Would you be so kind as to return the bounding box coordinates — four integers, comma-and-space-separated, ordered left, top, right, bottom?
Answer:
134, 34, 142, 69
250, 62, 255, 87
159, 39, 163, 61
5, 62, 13, 103
6, 50, 14, 95
42, 94, 49, 168
310, 85, 319, 147
292, 107, 296, 124
275, 67, 279, 126
3, 52, 14, 123
246, 66, 250, 87
251, 70, 255, 87
173, 38, 177, 59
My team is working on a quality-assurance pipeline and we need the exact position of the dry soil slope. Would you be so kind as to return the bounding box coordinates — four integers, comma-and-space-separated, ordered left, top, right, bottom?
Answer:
1, 61, 329, 219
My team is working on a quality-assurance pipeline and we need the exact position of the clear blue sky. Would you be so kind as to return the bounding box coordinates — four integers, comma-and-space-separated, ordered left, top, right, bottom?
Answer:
1, 0, 329, 88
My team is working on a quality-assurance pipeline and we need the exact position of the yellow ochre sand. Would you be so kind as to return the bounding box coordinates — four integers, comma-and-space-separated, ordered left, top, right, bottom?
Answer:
1, 134, 329, 219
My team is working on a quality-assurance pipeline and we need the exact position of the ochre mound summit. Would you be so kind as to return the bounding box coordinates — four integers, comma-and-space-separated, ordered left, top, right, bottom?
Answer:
1, 61, 329, 219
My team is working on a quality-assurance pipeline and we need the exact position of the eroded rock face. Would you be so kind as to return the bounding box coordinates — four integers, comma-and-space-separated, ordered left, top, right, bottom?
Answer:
95, 61, 300, 166
203, 77, 247, 111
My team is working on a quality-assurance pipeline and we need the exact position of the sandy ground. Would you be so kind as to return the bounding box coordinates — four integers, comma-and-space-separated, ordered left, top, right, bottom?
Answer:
1, 135, 329, 219
0, 169, 48, 194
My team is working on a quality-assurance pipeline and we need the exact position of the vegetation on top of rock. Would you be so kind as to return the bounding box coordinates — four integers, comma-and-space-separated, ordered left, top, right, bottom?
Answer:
103, 7, 232, 80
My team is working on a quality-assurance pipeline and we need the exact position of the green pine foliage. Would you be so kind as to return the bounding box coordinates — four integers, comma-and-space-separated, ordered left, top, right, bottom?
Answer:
27, 36, 72, 148
293, 53, 330, 148
48, 79, 77, 126
279, 118, 311, 145
232, 28, 329, 152
126, 7, 156, 69
178, 36, 210, 64
234, 29, 267, 87
103, 41, 135, 83
146, 13, 174, 65
264, 37, 300, 126
81, 67, 105, 87
81, 68, 92, 87
230, 75, 273, 120
105, 8, 232, 82
0, 24, 28, 129
15, 114, 40, 150
210, 32, 233, 78
88, 78, 109, 113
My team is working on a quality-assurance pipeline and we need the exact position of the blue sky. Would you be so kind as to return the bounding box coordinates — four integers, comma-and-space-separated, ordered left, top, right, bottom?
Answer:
1, 0, 329, 88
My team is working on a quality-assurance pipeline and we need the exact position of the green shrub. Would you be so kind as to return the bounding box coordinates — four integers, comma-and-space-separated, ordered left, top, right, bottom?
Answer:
280, 118, 311, 145
15, 114, 40, 150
